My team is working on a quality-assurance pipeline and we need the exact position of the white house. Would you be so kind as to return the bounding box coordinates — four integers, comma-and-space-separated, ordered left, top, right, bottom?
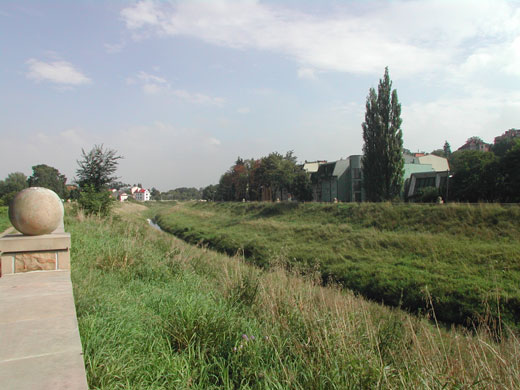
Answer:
134, 188, 151, 202
118, 193, 129, 202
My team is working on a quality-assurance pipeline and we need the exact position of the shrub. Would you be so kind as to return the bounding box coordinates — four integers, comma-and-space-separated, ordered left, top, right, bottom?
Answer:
78, 185, 114, 216
414, 186, 440, 203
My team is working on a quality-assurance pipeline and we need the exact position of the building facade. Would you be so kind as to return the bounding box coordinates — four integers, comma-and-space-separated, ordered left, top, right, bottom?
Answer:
134, 188, 150, 202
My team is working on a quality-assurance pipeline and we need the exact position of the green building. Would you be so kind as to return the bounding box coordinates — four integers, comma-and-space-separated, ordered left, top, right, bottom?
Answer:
311, 153, 447, 203
313, 155, 365, 202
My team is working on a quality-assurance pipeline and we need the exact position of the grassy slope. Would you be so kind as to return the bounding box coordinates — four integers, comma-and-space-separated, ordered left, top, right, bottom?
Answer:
0, 206, 11, 232
154, 202, 520, 329
69, 205, 520, 389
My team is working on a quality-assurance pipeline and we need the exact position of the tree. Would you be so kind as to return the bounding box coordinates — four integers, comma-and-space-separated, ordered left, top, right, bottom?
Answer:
443, 141, 452, 158
28, 164, 67, 198
497, 139, 520, 202
0, 172, 28, 205
361, 67, 404, 201
108, 181, 130, 190
76, 145, 122, 216
202, 184, 218, 201
76, 145, 123, 191
78, 185, 114, 216
150, 187, 161, 200
431, 149, 446, 158
449, 150, 498, 202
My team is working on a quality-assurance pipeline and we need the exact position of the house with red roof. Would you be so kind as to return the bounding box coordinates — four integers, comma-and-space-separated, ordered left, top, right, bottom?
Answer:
134, 188, 150, 202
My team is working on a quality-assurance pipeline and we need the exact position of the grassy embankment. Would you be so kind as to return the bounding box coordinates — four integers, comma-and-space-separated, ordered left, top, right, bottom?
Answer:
153, 202, 520, 330
0, 206, 11, 232
69, 203, 520, 389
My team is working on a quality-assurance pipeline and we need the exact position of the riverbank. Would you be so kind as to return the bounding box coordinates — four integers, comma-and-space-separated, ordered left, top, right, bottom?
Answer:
153, 201, 520, 330
68, 204, 520, 389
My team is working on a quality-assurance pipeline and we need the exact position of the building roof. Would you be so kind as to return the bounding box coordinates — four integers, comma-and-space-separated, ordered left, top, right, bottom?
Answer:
303, 162, 322, 173
404, 163, 434, 181
332, 159, 350, 176
417, 155, 450, 172
316, 159, 349, 178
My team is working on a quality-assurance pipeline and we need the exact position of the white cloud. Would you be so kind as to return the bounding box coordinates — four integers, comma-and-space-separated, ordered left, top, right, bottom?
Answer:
172, 89, 225, 105
297, 67, 316, 80
402, 90, 520, 151
137, 71, 167, 84
207, 137, 221, 146
104, 42, 125, 53
129, 70, 225, 104
26, 59, 91, 85
120, 0, 162, 29
237, 107, 251, 114
120, 0, 520, 78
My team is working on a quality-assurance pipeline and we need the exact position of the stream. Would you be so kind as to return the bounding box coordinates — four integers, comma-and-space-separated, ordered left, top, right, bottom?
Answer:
147, 218, 163, 232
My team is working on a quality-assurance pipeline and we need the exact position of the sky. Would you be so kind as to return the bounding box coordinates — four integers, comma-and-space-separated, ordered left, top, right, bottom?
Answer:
1, 0, 519, 190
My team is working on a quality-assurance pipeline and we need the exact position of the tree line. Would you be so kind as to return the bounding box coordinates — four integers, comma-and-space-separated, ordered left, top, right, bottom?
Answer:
202, 151, 312, 202
448, 140, 520, 202
0, 164, 68, 206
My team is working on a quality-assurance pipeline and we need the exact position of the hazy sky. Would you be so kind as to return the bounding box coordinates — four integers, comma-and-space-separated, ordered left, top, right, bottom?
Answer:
1, 0, 519, 190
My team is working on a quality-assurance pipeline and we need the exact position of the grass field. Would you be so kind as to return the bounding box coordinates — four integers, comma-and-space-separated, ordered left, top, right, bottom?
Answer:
0, 206, 11, 233
153, 201, 520, 330
69, 204, 520, 389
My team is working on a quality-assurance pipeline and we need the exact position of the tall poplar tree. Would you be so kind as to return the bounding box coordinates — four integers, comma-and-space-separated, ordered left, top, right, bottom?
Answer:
361, 67, 404, 201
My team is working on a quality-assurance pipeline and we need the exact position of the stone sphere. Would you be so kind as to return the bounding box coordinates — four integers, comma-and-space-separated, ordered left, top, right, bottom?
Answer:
9, 187, 64, 236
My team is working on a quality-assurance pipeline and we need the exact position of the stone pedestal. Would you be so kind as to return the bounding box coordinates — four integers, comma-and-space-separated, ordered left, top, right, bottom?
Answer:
0, 233, 71, 276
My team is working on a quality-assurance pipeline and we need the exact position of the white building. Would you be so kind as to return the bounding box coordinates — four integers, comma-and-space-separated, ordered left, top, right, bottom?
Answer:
417, 154, 450, 172
118, 193, 129, 202
134, 188, 150, 202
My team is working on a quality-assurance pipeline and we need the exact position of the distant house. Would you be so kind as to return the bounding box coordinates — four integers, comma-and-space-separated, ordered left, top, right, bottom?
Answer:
118, 193, 129, 202
109, 188, 118, 199
458, 137, 491, 152
494, 128, 520, 144
134, 188, 150, 202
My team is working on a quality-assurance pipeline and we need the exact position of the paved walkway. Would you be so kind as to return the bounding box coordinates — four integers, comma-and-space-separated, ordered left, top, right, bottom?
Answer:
0, 271, 88, 390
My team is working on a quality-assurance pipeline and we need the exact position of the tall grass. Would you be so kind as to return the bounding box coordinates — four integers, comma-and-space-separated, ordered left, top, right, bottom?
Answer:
153, 201, 520, 330
0, 206, 11, 233
0, 206, 10, 232
68, 205, 520, 389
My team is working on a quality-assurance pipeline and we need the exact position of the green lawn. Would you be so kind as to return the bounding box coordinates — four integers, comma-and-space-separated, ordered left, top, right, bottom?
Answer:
153, 201, 520, 329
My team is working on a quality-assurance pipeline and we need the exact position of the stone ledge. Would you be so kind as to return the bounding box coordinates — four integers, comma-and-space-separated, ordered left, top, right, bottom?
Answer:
0, 271, 88, 390
0, 233, 70, 253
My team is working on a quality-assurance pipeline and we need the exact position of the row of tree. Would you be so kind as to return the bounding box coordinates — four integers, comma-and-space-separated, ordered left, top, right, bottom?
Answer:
150, 187, 202, 201
202, 151, 312, 202
0, 165, 68, 206
448, 141, 520, 202
205, 67, 519, 204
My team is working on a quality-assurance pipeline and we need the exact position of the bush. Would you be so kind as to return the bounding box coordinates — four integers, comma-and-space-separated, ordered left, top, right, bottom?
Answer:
414, 186, 440, 203
78, 185, 114, 216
